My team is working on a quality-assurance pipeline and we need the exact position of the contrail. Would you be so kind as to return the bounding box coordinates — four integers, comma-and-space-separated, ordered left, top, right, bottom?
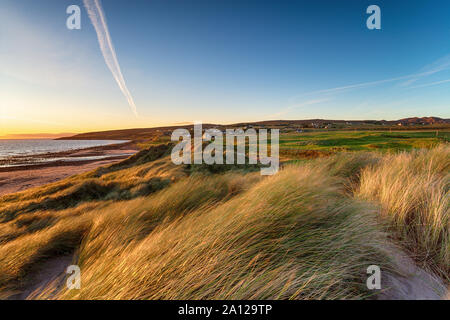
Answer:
83, 0, 138, 116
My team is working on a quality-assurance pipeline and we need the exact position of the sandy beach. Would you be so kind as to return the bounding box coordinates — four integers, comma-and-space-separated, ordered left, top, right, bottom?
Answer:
0, 142, 139, 196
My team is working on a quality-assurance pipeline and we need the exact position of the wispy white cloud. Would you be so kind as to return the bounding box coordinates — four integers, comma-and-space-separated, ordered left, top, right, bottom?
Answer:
281, 54, 450, 118
400, 54, 450, 87
281, 75, 412, 119
266, 98, 330, 119
408, 78, 450, 89
83, 0, 138, 116
289, 71, 443, 104
287, 54, 450, 105
298, 78, 401, 102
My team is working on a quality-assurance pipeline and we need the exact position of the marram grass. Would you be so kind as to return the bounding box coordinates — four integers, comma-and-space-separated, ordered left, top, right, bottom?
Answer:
0, 143, 448, 299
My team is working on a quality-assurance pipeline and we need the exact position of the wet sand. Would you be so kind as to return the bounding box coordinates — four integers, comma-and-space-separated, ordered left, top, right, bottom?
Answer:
0, 142, 139, 196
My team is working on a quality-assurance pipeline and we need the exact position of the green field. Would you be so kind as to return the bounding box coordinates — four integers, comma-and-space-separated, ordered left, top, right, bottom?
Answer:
145, 129, 450, 160
279, 130, 450, 154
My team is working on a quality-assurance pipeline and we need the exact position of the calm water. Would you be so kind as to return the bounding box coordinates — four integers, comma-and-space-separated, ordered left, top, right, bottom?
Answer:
0, 139, 129, 167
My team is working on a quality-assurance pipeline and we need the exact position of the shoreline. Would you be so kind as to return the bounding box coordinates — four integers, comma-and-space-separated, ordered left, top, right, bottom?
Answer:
0, 141, 139, 196
0, 140, 134, 163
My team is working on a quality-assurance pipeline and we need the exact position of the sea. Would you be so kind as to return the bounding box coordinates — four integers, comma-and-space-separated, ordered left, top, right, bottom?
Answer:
0, 139, 129, 168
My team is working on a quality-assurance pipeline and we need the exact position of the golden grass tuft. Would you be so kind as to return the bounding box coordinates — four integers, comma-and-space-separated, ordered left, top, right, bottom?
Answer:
357, 144, 449, 279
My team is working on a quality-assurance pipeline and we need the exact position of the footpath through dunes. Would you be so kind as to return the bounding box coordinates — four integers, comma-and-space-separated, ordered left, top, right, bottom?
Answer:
356, 145, 449, 281
0, 143, 448, 299
378, 248, 448, 300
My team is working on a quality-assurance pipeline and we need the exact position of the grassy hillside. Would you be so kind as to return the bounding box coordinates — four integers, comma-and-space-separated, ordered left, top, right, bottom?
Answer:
59, 119, 450, 141
0, 142, 448, 299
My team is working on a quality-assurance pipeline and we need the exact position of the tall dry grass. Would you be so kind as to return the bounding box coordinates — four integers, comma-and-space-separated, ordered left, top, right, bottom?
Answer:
357, 144, 449, 279
1, 143, 448, 299
39, 165, 392, 300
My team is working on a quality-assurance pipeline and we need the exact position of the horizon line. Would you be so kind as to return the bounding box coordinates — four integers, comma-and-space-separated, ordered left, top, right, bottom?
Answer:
2, 115, 448, 139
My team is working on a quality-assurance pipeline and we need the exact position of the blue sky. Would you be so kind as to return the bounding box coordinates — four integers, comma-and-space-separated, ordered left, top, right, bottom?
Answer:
1, 0, 450, 135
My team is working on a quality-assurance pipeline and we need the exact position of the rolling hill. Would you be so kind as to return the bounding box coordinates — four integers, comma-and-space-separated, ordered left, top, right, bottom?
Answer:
58, 117, 450, 141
